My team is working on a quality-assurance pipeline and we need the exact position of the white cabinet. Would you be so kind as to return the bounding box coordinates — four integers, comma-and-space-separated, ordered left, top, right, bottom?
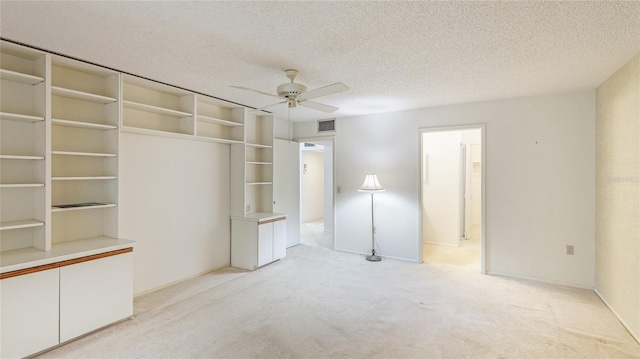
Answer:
60, 252, 133, 342
0, 248, 133, 358
1, 269, 59, 359
231, 214, 286, 270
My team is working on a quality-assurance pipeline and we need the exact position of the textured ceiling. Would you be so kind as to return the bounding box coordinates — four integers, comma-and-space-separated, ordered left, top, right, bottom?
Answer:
1, 1, 639, 122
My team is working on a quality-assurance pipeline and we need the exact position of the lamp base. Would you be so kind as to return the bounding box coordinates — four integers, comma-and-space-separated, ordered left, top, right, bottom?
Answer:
366, 250, 382, 262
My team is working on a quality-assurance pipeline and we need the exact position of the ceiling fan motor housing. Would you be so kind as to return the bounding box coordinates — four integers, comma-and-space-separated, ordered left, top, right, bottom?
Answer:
277, 82, 307, 99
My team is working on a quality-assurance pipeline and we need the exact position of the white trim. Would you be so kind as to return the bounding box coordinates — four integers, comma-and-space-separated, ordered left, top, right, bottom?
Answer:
418, 124, 486, 273
594, 289, 640, 345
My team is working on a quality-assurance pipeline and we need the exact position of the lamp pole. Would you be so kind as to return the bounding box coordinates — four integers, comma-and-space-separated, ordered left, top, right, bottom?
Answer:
366, 191, 381, 262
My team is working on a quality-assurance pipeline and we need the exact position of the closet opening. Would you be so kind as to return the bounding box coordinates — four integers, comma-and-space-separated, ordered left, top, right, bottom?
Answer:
420, 126, 485, 272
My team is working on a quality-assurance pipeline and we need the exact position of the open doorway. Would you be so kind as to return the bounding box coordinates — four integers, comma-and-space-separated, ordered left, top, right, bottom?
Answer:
299, 140, 334, 249
420, 126, 484, 271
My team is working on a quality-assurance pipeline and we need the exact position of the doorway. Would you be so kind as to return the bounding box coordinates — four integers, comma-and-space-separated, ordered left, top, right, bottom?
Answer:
299, 140, 334, 249
420, 126, 484, 271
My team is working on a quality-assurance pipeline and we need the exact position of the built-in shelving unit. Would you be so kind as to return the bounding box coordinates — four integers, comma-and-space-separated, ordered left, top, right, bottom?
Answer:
195, 95, 245, 144
122, 74, 194, 135
0, 39, 287, 359
231, 113, 274, 215
0, 41, 48, 252
50, 55, 120, 246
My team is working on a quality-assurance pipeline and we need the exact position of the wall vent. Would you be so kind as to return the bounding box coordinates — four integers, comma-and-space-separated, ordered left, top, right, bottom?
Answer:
317, 119, 336, 133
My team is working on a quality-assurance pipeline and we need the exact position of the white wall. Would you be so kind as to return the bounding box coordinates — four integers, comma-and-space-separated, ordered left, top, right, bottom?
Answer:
119, 133, 230, 295
294, 90, 596, 288
322, 141, 334, 232
422, 131, 461, 246
595, 52, 640, 340
301, 150, 325, 222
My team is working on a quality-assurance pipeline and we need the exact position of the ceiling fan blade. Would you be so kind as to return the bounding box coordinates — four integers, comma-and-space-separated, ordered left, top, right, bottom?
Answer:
301, 82, 349, 101
299, 100, 339, 113
251, 101, 286, 113
230, 85, 279, 99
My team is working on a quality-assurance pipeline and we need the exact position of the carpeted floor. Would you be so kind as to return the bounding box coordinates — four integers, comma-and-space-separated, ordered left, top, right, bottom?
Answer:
36, 245, 640, 359
300, 219, 333, 249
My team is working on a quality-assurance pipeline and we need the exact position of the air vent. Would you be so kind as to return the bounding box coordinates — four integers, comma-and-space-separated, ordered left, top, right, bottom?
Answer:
318, 119, 335, 133
304, 143, 316, 147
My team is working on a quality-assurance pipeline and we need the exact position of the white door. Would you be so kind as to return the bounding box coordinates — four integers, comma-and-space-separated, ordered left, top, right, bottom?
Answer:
1, 269, 60, 358
273, 219, 287, 259
258, 222, 274, 266
273, 139, 301, 247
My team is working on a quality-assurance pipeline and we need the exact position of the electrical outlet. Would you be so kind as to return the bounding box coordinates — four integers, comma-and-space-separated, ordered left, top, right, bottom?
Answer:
246, 204, 251, 213
566, 245, 574, 255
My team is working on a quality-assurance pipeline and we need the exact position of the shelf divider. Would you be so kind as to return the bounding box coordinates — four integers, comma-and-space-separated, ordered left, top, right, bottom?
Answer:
0, 112, 45, 123
123, 100, 192, 118
0, 220, 45, 231
52, 118, 117, 131
0, 69, 45, 85
52, 86, 117, 104
52, 151, 117, 158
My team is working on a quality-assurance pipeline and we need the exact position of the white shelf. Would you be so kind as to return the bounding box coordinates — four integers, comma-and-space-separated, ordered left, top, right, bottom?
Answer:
0, 155, 45, 160
52, 86, 117, 104
52, 118, 117, 131
194, 136, 244, 145
121, 126, 243, 145
52, 203, 117, 213
246, 143, 273, 149
0, 183, 45, 188
0, 69, 44, 85
52, 151, 117, 158
0, 112, 44, 123
0, 220, 45, 231
246, 161, 272, 165
52, 176, 117, 181
246, 182, 273, 186
0, 236, 135, 273
123, 100, 192, 118
197, 115, 243, 127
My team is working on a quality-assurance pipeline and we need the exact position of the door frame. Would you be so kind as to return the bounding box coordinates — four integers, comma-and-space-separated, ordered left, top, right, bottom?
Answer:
418, 124, 486, 273
297, 136, 336, 250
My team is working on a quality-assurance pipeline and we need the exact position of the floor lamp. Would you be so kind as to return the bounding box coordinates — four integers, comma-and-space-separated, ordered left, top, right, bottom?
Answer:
358, 173, 385, 262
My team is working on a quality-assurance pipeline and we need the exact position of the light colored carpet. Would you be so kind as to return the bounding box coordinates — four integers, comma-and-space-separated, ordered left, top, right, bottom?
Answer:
300, 219, 333, 249
37, 245, 640, 359
423, 235, 481, 271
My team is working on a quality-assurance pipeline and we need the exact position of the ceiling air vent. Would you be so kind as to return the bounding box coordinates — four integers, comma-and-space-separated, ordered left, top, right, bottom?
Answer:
317, 119, 336, 133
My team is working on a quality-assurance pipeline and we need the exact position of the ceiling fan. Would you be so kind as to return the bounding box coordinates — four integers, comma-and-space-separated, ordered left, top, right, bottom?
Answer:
231, 69, 349, 113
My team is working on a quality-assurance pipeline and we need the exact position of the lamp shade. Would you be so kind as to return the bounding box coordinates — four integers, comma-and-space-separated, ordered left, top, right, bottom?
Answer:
358, 173, 385, 193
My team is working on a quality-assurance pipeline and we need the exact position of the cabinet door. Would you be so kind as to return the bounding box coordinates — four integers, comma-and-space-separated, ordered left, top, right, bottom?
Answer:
1, 269, 60, 359
257, 222, 273, 267
60, 252, 133, 342
273, 219, 287, 260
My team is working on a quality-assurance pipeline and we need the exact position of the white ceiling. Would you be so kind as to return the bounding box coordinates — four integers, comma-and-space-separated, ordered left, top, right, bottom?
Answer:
1, 1, 639, 122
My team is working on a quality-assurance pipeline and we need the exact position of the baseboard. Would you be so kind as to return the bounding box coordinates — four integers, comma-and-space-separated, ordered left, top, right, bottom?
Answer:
486, 271, 595, 290
594, 289, 640, 345
133, 263, 232, 297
